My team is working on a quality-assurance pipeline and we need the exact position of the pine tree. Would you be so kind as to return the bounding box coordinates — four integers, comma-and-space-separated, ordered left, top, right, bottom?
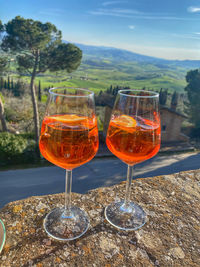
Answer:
1, 16, 82, 156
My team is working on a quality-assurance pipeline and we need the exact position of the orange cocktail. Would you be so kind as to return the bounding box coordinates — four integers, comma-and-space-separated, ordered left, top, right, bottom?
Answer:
39, 114, 99, 170
105, 89, 160, 231
106, 114, 160, 165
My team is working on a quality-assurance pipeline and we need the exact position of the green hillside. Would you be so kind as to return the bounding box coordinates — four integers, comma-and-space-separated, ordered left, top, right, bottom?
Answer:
7, 54, 188, 94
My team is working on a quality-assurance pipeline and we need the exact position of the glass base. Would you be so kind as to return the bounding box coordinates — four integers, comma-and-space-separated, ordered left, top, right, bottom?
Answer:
44, 207, 90, 241
105, 201, 146, 231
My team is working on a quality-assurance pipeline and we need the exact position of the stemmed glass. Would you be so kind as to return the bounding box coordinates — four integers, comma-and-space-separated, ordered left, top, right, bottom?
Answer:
39, 87, 99, 241
0, 219, 6, 253
105, 90, 161, 230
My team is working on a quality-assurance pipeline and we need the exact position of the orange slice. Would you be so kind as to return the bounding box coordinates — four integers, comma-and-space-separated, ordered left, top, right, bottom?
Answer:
49, 114, 86, 124
112, 115, 137, 128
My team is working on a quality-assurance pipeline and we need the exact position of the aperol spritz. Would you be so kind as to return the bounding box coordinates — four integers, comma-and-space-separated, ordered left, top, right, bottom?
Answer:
39, 87, 99, 241
40, 114, 98, 170
105, 90, 161, 230
106, 115, 160, 165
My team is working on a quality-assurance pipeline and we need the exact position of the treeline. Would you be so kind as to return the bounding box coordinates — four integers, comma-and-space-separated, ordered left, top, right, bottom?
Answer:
96, 85, 131, 106
0, 76, 27, 96
105, 85, 130, 96
0, 77, 53, 102
97, 85, 186, 112
159, 88, 186, 112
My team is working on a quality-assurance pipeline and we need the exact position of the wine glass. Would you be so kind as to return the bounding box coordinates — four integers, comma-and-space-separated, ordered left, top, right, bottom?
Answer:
105, 90, 161, 230
39, 87, 99, 241
0, 219, 6, 253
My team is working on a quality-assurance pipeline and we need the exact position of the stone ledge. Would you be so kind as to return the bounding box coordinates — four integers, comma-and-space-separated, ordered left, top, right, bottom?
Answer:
0, 169, 199, 267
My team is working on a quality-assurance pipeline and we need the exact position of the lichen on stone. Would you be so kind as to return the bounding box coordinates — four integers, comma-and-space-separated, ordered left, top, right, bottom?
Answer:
0, 169, 199, 267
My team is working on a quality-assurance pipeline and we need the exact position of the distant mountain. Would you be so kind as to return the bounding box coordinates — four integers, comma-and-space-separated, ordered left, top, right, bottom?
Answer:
75, 43, 160, 63
170, 60, 200, 68
65, 41, 200, 69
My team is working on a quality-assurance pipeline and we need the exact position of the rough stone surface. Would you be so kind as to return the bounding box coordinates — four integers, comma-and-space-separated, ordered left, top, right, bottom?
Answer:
0, 169, 199, 267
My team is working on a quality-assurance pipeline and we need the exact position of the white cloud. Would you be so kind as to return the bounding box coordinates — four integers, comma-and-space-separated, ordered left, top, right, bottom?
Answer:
128, 25, 135, 30
89, 8, 200, 21
187, 6, 200, 13
171, 33, 200, 40
112, 8, 142, 15
102, 1, 127, 7
89, 8, 141, 17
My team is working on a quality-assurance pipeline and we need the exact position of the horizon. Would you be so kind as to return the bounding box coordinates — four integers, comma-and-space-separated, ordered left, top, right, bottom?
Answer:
1, 0, 200, 60
70, 41, 200, 62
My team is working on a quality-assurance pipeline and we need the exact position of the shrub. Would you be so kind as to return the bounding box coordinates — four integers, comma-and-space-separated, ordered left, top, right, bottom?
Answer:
0, 132, 37, 166
190, 127, 200, 139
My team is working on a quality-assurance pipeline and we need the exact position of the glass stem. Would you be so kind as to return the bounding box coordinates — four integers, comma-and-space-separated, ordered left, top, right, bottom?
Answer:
62, 170, 73, 218
124, 165, 133, 210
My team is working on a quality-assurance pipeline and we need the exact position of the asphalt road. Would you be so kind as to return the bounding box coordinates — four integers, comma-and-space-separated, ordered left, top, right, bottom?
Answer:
0, 152, 200, 208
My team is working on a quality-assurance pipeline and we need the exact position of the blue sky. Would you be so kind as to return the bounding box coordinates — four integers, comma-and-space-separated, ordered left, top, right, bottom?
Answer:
1, 0, 200, 60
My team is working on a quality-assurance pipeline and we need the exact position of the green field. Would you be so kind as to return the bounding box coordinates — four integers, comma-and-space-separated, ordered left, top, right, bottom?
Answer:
9, 57, 188, 95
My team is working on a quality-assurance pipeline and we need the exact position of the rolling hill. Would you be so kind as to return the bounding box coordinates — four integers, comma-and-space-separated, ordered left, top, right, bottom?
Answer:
74, 42, 200, 69
61, 42, 200, 93
7, 42, 200, 94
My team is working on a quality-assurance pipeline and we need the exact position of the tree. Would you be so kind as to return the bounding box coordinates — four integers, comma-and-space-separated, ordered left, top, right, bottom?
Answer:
11, 78, 14, 91
159, 88, 168, 106
7, 76, 10, 90
185, 69, 200, 129
38, 80, 41, 102
0, 20, 8, 75
0, 57, 8, 75
0, 94, 8, 132
0, 20, 3, 32
0, 20, 8, 131
1, 16, 82, 156
171, 91, 179, 111
4, 80, 7, 89
0, 77, 3, 90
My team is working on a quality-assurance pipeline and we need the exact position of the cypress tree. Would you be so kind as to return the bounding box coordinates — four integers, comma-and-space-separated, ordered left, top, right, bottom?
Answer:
38, 80, 41, 101
7, 76, 10, 90
14, 80, 20, 96
11, 78, 14, 91
171, 91, 179, 111
159, 88, 168, 106
0, 77, 3, 90
4, 80, 7, 89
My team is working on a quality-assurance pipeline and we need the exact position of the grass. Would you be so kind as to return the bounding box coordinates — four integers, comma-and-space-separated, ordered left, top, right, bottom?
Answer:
8, 57, 188, 95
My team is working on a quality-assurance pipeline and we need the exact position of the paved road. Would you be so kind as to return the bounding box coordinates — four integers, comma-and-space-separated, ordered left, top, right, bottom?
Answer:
0, 152, 200, 208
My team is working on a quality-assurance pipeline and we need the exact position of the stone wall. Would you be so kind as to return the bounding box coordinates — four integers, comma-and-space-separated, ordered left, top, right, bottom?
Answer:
0, 169, 199, 266
160, 109, 188, 142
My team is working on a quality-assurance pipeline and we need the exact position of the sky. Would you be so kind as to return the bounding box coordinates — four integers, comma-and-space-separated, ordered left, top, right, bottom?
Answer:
1, 0, 200, 60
